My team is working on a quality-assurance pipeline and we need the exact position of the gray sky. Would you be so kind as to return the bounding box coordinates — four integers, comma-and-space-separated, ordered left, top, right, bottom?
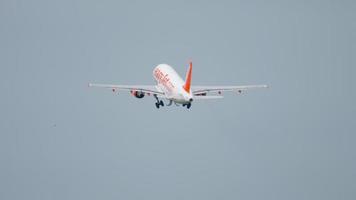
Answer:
1, 0, 355, 200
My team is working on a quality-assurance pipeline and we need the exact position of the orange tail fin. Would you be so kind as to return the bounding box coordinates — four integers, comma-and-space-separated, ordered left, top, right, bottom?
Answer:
183, 61, 193, 93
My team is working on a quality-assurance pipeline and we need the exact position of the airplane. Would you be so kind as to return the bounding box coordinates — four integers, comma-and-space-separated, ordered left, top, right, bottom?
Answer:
88, 62, 268, 109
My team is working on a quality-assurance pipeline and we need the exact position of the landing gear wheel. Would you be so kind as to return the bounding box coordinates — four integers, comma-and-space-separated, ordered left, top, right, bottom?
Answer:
187, 103, 191, 109
154, 94, 163, 109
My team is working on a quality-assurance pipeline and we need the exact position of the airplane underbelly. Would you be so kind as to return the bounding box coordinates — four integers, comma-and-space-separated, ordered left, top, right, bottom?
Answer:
158, 83, 174, 98
172, 99, 186, 104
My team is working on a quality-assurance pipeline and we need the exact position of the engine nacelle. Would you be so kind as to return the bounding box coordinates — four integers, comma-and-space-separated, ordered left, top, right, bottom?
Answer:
131, 90, 145, 98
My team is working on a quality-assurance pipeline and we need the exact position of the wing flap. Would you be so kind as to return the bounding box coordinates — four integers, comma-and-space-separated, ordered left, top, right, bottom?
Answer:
193, 95, 224, 100
88, 83, 164, 95
192, 84, 268, 94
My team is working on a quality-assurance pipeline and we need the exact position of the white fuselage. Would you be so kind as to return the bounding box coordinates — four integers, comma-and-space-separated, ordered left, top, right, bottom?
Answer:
153, 64, 193, 104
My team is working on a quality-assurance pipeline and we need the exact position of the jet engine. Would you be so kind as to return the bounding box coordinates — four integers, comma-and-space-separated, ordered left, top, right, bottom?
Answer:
131, 91, 145, 98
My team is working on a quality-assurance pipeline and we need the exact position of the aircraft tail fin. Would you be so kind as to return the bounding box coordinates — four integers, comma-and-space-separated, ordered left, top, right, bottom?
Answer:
183, 61, 193, 93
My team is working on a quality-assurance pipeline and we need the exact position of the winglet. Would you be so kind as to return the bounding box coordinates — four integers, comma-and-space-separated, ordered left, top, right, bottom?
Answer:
183, 61, 193, 93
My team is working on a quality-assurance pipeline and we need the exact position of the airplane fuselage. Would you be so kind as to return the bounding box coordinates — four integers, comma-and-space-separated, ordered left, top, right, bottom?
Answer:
153, 64, 193, 104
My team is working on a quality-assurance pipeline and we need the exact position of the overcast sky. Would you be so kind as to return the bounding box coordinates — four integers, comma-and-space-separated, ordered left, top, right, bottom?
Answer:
1, 0, 355, 200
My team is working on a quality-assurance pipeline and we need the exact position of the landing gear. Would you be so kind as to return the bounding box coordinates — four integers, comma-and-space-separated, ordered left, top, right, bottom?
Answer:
187, 103, 191, 109
154, 95, 164, 109
167, 100, 173, 106
183, 103, 192, 109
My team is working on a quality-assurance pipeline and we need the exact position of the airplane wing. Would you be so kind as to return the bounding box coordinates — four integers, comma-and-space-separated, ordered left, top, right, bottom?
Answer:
193, 95, 224, 100
88, 83, 164, 95
192, 85, 268, 95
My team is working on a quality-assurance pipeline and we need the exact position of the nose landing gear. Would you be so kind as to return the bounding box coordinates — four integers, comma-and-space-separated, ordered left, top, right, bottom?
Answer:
167, 100, 173, 106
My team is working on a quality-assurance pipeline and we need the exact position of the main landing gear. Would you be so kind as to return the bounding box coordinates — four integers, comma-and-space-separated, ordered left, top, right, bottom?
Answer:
182, 103, 192, 109
154, 94, 164, 109
154, 95, 192, 109
155, 101, 164, 109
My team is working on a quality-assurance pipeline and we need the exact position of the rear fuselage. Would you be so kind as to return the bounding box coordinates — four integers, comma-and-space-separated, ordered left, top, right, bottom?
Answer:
153, 64, 193, 104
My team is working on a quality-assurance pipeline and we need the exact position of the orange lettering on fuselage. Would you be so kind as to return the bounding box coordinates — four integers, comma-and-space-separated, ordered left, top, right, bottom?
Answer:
154, 69, 175, 92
